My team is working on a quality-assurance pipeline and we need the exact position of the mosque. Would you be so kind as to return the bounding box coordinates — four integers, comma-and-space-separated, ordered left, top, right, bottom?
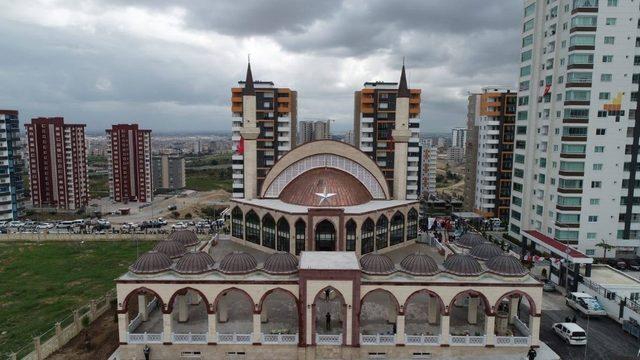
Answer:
114, 64, 542, 359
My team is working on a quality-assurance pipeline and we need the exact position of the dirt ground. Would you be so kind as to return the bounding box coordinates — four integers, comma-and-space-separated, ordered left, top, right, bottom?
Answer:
48, 309, 118, 360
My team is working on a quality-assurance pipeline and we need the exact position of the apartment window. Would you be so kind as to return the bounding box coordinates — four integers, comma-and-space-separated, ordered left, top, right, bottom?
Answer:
539, 174, 546, 184
555, 230, 579, 241
540, 158, 547, 167
601, 74, 612, 82
536, 205, 543, 216
602, 55, 613, 63
604, 36, 615, 45
511, 224, 521, 234
558, 196, 581, 206
607, 0, 618, 6
514, 168, 524, 178
512, 196, 522, 206
599, 92, 610, 100
518, 96, 529, 106
523, 19, 534, 32
511, 210, 521, 220
558, 75, 564, 83
520, 65, 531, 77
591, 181, 602, 188
517, 126, 527, 135
596, 128, 606, 135
517, 111, 528, 121
570, 35, 595, 47
588, 215, 598, 222
571, 15, 597, 28
521, 50, 532, 62
633, 73, 640, 84
594, 146, 604, 153
560, 161, 584, 172
606, 18, 617, 25
593, 163, 603, 170
565, 90, 591, 101
524, 3, 535, 17
567, 71, 592, 83
522, 35, 533, 47
515, 154, 525, 164
561, 144, 586, 153
513, 182, 523, 192
561, 40, 567, 48
590, 198, 600, 205
635, 56, 640, 66
587, 233, 597, 240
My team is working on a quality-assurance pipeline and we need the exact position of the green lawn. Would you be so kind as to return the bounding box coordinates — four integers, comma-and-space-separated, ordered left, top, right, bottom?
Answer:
186, 169, 232, 192
89, 173, 109, 199
0, 241, 155, 354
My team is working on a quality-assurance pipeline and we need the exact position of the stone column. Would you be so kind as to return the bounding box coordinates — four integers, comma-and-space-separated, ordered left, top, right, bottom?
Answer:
252, 313, 262, 344
138, 294, 148, 321
428, 298, 439, 325
345, 304, 352, 346
207, 313, 217, 343
440, 315, 450, 345
396, 314, 405, 345
90, 299, 97, 319
178, 295, 189, 322
484, 315, 495, 346
508, 296, 519, 324
73, 310, 81, 332
34, 336, 42, 360
163, 312, 172, 343
117, 313, 129, 343
306, 305, 313, 345
467, 297, 479, 325
55, 322, 62, 348
529, 315, 541, 346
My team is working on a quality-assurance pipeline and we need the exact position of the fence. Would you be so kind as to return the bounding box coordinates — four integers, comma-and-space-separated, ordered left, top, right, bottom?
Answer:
316, 333, 342, 345
359, 334, 396, 345
0, 233, 167, 242
449, 335, 486, 346
6, 290, 116, 360
261, 333, 298, 344
581, 277, 640, 320
405, 335, 440, 345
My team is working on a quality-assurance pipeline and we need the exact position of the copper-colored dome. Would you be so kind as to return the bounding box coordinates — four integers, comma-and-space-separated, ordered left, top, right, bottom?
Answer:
360, 253, 396, 275
175, 251, 216, 274
129, 251, 172, 274
279, 168, 373, 207
443, 254, 483, 275
219, 251, 258, 274
486, 255, 528, 276
263, 252, 298, 274
400, 253, 439, 275
455, 233, 486, 248
169, 230, 200, 247
469, 243, 503, 261
153, 240, 186, 259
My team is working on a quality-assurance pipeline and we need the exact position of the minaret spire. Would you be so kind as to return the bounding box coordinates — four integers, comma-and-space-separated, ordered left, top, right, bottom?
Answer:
397, 59, 410, 98
243, 58, 255, 96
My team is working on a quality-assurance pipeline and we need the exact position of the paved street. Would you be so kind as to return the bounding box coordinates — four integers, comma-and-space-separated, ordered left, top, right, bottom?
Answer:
540, 291, 640, 359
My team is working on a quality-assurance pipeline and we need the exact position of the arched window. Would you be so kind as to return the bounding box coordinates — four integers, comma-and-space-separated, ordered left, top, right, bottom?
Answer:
376, 215, 389, 250
345, 219, 356, 251
245, 210, 260, 244
276, 218, 290, 252
390, 212, 404, 246
361, 218, 375, 254
295, 219, 306, 255
231, 207, 243, 239
262, 214, 276, 249
407, 208, 418, 241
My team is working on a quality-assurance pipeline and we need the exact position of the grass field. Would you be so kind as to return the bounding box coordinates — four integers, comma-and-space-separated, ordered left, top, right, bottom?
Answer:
89, 173, 109, 199
186, 169, 232, 192
0, 240, 155, 354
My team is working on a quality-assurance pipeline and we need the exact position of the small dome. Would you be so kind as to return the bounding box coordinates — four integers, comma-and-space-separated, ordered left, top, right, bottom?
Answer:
263, 252, 299, 274
400, 253, 439, 275
219, 251, 258, 274
129, 251, 172, 274
175, 251, 216, 274
455, 233, 486, 248
169, 230, 200, 247
153, 240, 186, 259
443, 254, 483, 275
360, 253, 395, 275
469, 243, 503, 261
486, 255, 528, 276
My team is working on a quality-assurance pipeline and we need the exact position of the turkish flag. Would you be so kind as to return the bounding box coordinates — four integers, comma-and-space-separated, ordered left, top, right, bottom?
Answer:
543, 84, 551, 96
236, 136, 244, 155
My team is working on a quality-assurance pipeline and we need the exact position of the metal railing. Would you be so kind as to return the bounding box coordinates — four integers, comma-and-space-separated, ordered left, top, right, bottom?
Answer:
127, 332, 163, 344
172, 333, 207, 344
495, 336, 530, 346
450, 335, 486, 346
127, 298, 158, 332
405, 335, 441, 345
360, 334, 396, 345
261, 333, 298, 344
216, 333, 252, 344
316, 333, 342, 345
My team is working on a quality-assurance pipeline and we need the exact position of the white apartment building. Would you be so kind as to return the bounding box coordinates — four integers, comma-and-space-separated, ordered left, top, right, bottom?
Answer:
451, 127, 468, 150
421, 142, 438, 196
0, 111, 24, 220
509, 0, 640, 258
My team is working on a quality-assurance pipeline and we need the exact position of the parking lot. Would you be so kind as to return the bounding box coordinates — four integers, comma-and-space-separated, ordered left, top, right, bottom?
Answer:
540, 291, 640, 359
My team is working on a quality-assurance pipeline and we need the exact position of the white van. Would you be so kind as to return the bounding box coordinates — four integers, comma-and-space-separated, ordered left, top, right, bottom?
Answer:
552, 322, 587, 345
566, 292, 607, 316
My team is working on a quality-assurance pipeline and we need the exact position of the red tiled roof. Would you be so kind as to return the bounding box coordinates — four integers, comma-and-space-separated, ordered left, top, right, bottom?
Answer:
523, 230, 588, 259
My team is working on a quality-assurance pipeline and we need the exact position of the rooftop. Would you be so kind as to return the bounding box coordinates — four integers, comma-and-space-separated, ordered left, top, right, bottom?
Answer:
299, 251, 359, 270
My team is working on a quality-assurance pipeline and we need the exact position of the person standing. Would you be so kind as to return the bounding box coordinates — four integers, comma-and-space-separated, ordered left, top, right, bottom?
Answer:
143, 345, 151, 360
325, 312, 331, 331
527, 346, 537, 360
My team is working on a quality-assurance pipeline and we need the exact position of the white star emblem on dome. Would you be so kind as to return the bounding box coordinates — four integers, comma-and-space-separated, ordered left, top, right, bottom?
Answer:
315, 187, 336, 205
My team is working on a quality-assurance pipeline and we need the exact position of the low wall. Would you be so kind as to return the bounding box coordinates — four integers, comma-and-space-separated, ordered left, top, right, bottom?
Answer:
0, 233, 208, 242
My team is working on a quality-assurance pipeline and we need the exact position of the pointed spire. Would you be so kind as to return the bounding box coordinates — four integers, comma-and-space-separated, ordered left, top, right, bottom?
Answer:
397, 59, 410, 98
243, 59, 255, 96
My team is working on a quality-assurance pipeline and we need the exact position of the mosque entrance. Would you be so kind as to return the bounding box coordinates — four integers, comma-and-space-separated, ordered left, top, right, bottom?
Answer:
315, 220, 336, 251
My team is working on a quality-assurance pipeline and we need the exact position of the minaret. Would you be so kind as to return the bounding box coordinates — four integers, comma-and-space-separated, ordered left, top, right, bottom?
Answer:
240, 62, 260, 200
392, 63, 412, 200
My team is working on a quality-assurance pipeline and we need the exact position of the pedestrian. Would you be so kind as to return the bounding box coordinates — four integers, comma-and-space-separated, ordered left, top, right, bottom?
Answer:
143, 344, 151, 360
325, 312, 331, 331
325, 288, 331, 300
527, 346, 537, 360
572, 315, 577, 323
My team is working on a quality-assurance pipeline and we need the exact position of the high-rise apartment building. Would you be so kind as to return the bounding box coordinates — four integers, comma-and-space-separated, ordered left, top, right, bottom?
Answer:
0, 110, 25, 219
25, 117, 88, 210
106, 124, 152, 203
510, 0, 640, 257
152, 154, 186, 191
231, 66, 297, 198
464, 87, 517, 222
298, 120, 330, 144
421, 142, 438, 196
451, 127, 468, 150
353, 66, 422, 199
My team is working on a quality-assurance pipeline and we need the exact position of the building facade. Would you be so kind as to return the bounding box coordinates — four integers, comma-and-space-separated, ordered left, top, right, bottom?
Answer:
152, 154, 186, 191
446, 147, 465, 165
0, 110, 24, 219
421, 142, 438, 196
298, 120, 331, 144
509, 0, 640, 257
465, 87, 517, 222
24, 117, 88, 210
353, 68, 422, 200
231, 67, 297, 198
106, 124, 152, 203
451, 127, 468, 150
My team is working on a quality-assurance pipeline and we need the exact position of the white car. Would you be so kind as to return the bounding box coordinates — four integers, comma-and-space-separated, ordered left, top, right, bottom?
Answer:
7, 221, 24, 228
172, 222, 187, 230
552, 322, 587, 345
566, 292, 607, 316
36, 223, 54, 230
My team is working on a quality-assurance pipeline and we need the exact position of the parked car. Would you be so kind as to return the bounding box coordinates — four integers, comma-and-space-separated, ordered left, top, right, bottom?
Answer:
157, 218, 167, 226
566, 292, 607, 316
56, 221, 75, 229
629, 259, 640, 271
36, 223, 54, 230
543, 280, 556, 292
167, 205, 177, 211
552, 322, 587, 345
172, 222, 187, 230
7, 221, 24, 228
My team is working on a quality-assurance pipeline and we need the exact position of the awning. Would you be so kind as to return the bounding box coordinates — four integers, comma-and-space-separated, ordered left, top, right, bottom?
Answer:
523, 230, 592, 264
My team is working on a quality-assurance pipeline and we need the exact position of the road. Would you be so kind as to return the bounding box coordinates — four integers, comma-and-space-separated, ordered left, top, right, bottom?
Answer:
540, 291, 640, 359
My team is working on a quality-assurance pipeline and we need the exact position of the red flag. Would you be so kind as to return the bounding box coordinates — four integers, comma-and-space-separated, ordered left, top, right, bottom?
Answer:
236, 136, 244, 155
543, 84, 551, 96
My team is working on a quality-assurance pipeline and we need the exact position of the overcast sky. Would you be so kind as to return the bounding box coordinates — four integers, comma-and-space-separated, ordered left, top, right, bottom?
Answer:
0, 0, 522, 134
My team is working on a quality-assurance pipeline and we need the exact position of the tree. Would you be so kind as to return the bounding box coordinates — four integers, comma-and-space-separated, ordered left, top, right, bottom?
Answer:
596, 240, 614, 259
